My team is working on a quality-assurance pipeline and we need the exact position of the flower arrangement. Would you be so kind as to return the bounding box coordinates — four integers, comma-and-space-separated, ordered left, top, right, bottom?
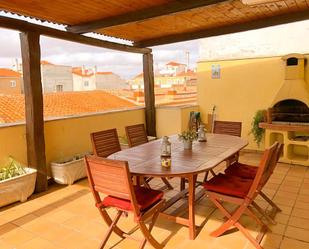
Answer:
178, 130, 198, 142
0, 157, 26, 181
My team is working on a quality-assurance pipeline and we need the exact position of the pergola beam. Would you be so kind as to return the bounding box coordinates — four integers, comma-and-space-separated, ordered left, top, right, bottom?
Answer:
143, 53, 156, 137
66, 0, 226, 34
20, 31, 47, 192
135, 9, 309, 47
0, 16, 150, 54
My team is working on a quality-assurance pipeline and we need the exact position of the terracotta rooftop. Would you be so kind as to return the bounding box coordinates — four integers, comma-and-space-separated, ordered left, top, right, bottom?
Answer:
0, 91, 137, 123
166, 61, 186, 66
96, 72, 113, 75
40, 60, 54, 65
72, 67, 93, 77
0, 68, 21, 77
177, 69, 197, 77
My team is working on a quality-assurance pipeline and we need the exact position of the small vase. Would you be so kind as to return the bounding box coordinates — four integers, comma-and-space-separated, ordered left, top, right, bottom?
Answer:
183, 140, 192, 150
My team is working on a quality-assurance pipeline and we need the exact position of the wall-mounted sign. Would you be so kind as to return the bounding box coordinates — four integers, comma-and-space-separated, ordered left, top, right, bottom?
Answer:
211, 64, 221, 79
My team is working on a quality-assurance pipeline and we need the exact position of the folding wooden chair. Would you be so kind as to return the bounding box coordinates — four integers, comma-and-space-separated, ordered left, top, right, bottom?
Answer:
85, 155, 165, 249
213, 120, 242, 167
90, 128, 121, 158
224, 143, 284, 223
203, 142, 278, 249
125, 124, 173, 190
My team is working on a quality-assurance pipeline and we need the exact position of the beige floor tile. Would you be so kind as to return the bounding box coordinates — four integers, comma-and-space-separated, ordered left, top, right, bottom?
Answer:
273, 196, 295, 207
285, 226, 309, 242
45, 210, 77, 224
294, 200, 309, 210
0, 227, 35, 247
274, 213, 289, 225
0, 239, 14, 249
16, 237, 62, 249
0, 223, 18, 237
291, 207, 309, 219
269, 223, 286, 235
278, 185, 299, 194
280, 237, 309, 249
1, 153, 309, 249
261, 233, 283, 248
288, 216, 309, 230
11, 214, 38, 227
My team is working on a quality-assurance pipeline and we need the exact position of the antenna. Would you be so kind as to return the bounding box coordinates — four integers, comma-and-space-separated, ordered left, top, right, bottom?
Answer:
185, 51, 190, 70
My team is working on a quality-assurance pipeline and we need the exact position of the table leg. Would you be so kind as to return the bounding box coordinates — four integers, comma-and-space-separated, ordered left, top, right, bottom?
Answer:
188, 174, 197, 240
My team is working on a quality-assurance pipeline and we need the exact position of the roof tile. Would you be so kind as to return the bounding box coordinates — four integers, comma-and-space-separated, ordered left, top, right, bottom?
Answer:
0, 91, 136, 123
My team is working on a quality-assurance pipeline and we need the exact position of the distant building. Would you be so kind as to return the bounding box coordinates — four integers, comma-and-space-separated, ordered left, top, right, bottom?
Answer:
129, 73, 145, 90
0, 68, 23, 94
41, 61, 73, 93
95, 71, 127, 90
159, 61, 187, 76
129, 61, 196, 89
72, 66, 96, 91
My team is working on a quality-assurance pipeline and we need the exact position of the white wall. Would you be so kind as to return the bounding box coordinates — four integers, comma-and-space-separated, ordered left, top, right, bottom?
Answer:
72, 74, 96, 91
95, 73, 127, 90
199, 20, 309, 62
41, 64, 73, 93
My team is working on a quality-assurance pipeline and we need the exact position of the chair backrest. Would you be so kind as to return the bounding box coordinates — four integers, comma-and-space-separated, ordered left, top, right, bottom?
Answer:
90, 129, 121, 158
84, 155, 140, 214
213, 121, 242, 137
260, 143, 283, 188
125, 124, 148, 148
246, 142, 278, 199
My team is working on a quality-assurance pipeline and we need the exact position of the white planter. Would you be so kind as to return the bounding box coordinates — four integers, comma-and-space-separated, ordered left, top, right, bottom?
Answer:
51, 158, 87, 185
183, 141, 193, 150
0, 168, 37, 207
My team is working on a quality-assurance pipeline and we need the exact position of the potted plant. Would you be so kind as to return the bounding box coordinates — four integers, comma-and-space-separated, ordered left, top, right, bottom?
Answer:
50, 152, 90, 185
178, 130, 198, 150
0, 157, 37, 207
249, 109, 266, 147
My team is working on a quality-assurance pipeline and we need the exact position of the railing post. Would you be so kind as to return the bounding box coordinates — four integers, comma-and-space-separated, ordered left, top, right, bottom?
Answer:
143, 52, 156, 137
20, 31, 47, 192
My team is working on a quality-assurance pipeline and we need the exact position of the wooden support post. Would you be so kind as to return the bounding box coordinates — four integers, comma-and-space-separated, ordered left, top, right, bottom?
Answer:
143, 53, 156, 137
20, 31, 47, 192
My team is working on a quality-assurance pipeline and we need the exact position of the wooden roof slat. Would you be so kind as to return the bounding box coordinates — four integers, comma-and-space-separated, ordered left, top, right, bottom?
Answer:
134, 9, 309, 47
0, 0, 309, 46
0, 16, 151, 54
66, 0, 227, 34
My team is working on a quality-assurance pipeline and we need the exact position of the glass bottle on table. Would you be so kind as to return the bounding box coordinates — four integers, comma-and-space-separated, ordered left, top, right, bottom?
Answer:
161, 136, 171, 167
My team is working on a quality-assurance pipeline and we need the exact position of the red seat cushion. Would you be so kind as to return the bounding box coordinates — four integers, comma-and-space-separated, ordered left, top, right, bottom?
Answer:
102, 186, 163, 211
203, 173, 252, 198
225, 162, 258, 179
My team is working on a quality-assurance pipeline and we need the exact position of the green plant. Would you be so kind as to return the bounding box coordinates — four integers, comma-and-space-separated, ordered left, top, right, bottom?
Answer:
249, 110, 266, 147
0, 157, 26, 181
178, 130, 198, 142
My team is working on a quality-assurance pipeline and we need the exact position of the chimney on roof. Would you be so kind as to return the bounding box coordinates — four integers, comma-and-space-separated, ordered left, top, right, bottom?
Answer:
93, 66, 97, 75
82, 65, 86, 75
185, 51, 190, 73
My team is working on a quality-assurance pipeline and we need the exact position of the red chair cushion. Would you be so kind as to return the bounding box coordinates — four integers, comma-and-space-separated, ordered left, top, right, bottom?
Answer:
203, 173, 252, 198
102, 186, 163, 211
225, 162, 258, 179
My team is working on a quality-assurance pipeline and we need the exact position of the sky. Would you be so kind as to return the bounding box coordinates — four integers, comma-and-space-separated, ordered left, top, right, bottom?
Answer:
0, 12, 199, 80
1, 11, 309, 80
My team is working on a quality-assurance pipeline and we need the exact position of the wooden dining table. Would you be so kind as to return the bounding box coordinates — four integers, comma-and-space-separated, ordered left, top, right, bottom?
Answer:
108, 133, 248, 240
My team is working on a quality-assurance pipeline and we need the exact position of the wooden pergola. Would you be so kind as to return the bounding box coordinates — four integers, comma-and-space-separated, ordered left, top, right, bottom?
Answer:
0, 0, 308, 192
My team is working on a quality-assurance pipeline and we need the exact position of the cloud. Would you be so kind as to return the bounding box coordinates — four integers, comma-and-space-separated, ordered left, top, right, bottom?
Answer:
0, 28, 198, 79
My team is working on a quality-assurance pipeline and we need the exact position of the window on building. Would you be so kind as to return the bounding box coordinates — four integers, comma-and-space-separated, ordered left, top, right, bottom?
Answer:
84, 81, 89, 87
56, 84, 63, 92
10, 80, 16, 87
